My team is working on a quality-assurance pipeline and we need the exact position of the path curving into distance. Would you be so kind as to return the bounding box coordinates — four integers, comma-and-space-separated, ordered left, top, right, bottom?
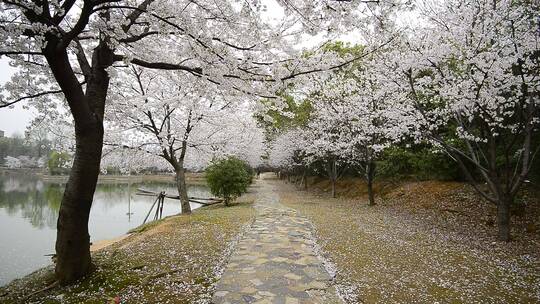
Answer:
212, 174, 342, 304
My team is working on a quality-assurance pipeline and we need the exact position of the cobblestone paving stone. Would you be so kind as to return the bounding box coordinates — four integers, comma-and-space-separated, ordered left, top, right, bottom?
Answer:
212, 177, 343, 304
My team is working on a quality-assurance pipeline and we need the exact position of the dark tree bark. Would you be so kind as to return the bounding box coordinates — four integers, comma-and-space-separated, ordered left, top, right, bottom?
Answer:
44, 36, 113, 284
55, 123, 103, 284
331, 179, 336, 198
163, 148, 191, 215
497, 197, 511, 241
366, 161, 376, 206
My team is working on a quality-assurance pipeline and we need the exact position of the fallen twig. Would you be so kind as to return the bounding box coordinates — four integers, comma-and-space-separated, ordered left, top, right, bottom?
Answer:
22, 280, 59, 301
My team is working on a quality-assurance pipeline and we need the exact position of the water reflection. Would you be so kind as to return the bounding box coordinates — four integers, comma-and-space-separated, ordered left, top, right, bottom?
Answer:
0, 170, 210, 286
0, 172, 58, 229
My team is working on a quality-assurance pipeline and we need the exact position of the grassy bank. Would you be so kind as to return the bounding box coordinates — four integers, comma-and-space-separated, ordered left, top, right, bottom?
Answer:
277, 178, 540, 303
0, 192, 255, 304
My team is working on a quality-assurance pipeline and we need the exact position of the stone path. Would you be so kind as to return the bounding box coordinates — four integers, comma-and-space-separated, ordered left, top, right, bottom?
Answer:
212, 176, 342, 304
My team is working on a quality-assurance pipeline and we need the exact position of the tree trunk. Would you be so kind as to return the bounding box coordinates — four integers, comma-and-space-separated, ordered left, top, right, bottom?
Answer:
331, 178, 336, 198
367, 162, 376, 206
49, 36, 113, 284
367, 178, 375, 206
299, 170, 306, 190
326, 159, 338, 198
55, 122, 103, 285
175, 166, 191, 214
497, 197, 511, 241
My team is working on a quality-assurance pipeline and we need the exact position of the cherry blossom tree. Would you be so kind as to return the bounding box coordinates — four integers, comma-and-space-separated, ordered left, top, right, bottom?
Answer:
4, 155, 22, 168
106, 67, 263, 213
299, 116, 350, 198
382, 0, 539, 241
267, 129, 307, 181
101, 145, 168, 174
306, 64, 408, 204
214, 114, 266, 170
0, 0, 407, 283
270, 41, 408, 202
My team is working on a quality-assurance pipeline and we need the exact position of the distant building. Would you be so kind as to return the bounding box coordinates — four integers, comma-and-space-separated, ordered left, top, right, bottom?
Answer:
0, 130, 4, 138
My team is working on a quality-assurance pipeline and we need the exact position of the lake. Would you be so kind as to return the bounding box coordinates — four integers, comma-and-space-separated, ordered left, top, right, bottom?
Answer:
0, 170, 210, 286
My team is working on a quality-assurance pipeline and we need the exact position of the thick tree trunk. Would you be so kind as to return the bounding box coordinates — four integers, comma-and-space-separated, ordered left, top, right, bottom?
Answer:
175, 166, 191, 214
367, 162, 376, 206
497, 197, 511, 241
55, 122, 103, 285
49, 36, 113, 284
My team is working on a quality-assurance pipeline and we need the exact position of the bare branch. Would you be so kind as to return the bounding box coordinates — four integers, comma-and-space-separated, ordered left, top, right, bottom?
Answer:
0, 89, 63, 108
281, 35, 397, 81
0, 51, 42, 56
115, 55, 203, 74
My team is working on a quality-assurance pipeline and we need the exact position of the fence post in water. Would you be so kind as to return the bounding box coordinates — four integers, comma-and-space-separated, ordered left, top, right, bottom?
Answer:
159, 194, 164, 218
143, 193, 161, 225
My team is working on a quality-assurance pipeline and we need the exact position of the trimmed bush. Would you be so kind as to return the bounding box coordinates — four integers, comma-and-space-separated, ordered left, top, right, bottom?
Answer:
205, 157, 252, 206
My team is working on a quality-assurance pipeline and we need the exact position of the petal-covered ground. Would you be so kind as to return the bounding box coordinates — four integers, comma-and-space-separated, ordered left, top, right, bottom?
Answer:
2, 177, 538, 304
278, 178, 540, 303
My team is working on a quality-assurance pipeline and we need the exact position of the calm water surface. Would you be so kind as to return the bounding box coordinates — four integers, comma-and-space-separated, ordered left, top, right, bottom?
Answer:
0, 171, 210, 286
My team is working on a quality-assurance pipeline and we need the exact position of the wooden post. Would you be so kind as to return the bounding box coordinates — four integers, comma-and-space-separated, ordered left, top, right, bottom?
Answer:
143, 194, 161, 224
159, 194, 164, 219
138, 189, 225, 225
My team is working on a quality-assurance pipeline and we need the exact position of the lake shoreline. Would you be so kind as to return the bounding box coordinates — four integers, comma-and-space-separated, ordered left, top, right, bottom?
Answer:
90, 234, 130, 252
0, 170, 211, 286
39, 172, 207, 184
0, 191, 257, 303
0, 168, 207, 185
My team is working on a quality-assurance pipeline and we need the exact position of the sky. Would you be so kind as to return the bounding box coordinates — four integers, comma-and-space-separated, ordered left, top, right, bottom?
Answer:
0, 59, 34, 137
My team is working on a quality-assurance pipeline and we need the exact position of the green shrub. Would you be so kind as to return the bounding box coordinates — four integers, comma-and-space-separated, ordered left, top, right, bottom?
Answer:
205, 157, 252, 206
241, 161, 255, 183
47, 151, 71, 175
